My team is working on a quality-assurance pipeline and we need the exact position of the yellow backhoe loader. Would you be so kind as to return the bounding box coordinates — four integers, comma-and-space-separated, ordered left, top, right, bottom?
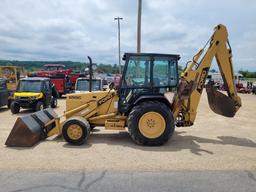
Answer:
5, 24, 241, 147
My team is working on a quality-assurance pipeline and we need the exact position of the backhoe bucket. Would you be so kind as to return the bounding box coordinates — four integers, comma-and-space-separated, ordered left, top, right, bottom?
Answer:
205, 83, 236, 117
5, 108, 58, 147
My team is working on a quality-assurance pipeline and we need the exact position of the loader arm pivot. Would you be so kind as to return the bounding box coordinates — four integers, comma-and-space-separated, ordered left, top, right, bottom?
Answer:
172, 24, 241, 127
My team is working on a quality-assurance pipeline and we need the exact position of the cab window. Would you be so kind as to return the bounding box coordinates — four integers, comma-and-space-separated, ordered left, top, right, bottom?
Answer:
153, 57, 177, 87
124, 56, 151, 88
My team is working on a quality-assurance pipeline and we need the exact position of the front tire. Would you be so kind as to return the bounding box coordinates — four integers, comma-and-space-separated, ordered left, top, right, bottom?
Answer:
128, 101, 175, 146
35, 101, 44, 111
10, 102, 20, 114
62, 117, 90, 145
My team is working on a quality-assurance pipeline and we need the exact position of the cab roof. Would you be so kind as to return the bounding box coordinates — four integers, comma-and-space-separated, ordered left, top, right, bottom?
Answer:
20, 77, 50, 81
123, 52, 180, 60
77, 78, 102, 81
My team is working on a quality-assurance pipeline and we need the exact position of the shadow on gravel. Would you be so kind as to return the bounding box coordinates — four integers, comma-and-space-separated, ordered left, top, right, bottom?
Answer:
70, 131, 256, 156
6, 129, 256, 156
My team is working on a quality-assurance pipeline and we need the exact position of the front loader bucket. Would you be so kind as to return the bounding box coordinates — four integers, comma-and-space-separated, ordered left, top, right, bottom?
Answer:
205, 83, 236, 117
5, 108, 58, 147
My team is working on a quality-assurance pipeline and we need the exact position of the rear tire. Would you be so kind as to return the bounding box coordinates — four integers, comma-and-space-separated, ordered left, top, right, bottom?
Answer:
35, 101, 44, 111
10, 102, 20, 114
62, 117, 90, 145
128, 101, 174, 146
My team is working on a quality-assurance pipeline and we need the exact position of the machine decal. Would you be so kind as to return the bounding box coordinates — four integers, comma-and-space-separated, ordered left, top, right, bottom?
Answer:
98, 92, 114, 105
197, 67, 209, 93
69, 95, 81, 100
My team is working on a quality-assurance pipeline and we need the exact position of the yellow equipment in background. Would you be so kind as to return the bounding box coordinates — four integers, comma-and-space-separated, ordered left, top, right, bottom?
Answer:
0, 66, 25, 91
5, 24, 241, 147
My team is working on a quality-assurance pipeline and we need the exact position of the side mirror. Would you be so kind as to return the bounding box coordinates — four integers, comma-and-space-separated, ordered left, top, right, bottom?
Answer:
109, 82, 115, 90
102, 85, 109, 91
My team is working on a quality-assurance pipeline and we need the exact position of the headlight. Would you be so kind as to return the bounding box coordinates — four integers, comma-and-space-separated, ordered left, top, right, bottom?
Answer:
15, 96, 20, 99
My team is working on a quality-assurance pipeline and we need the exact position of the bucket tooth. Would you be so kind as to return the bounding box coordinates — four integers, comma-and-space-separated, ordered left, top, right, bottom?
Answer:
5, 108, 57, 147
206, 83, 236, 117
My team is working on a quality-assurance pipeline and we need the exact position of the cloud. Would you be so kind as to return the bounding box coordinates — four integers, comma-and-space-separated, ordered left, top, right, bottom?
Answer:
0, 0, 255, 71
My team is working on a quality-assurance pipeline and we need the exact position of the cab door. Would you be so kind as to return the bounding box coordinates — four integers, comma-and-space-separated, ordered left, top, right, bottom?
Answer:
118, 55, 152, 113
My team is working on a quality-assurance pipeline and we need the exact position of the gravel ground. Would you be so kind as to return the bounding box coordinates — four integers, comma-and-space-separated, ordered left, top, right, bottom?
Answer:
0, 92, 256, 171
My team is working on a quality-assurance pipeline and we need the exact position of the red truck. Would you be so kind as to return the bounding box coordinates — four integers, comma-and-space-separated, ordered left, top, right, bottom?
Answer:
31, 64, 80, 97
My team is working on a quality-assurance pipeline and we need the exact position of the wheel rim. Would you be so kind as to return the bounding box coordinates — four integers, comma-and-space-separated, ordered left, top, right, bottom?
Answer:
138, 112, 166, 139
67, 124, 83, 140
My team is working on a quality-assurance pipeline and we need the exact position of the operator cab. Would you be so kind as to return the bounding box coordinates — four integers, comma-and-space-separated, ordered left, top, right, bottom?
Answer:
119, 53, 180, 113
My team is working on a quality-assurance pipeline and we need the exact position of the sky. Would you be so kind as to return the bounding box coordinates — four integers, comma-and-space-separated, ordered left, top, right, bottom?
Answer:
0, 0, 255, 71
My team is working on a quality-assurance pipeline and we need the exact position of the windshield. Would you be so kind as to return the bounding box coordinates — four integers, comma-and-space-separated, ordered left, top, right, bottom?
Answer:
17, 80, 42, 92
76, 79, 101, 91
124, 56, 151, 87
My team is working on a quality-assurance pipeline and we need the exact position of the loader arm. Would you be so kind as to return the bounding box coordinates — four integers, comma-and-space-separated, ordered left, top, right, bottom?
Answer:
5, 88, 118, 147
172, 24, 241, 127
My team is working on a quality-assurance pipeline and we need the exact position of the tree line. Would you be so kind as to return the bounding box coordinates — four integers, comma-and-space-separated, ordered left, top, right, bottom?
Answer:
0, 60, 120, 74
238, 70, 256, 78
0, 60, 184, 75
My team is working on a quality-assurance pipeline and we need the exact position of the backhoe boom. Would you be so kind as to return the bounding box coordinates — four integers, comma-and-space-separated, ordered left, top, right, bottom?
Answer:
172, 24, 241, 127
